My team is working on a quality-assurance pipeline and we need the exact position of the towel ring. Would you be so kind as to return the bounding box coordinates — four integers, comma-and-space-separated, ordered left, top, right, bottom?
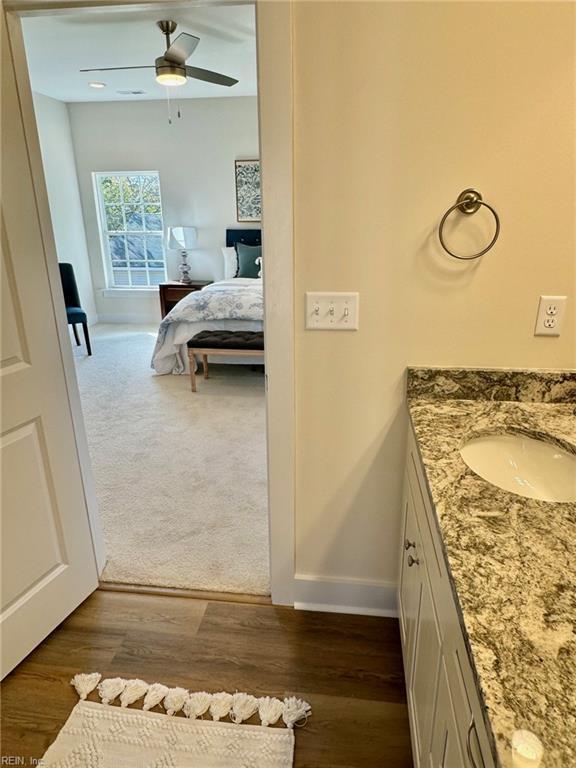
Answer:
438, 189, 500, 260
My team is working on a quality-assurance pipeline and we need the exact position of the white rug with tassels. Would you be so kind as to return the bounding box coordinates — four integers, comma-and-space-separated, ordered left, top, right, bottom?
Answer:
41, 674, 311, 767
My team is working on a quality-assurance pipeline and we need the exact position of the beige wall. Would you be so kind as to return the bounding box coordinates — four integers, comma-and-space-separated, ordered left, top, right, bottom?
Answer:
293, 2, 575, 589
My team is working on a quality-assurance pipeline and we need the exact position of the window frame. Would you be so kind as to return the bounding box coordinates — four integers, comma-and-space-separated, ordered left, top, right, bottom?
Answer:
93, 170, 167, 289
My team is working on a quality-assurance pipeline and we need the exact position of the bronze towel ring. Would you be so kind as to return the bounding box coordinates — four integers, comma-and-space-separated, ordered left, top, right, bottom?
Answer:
438, 189, 500, 260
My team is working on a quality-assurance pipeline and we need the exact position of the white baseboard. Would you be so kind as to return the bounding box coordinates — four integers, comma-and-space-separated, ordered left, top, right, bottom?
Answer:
98, 313, 159, 324
293, 573, 398, 617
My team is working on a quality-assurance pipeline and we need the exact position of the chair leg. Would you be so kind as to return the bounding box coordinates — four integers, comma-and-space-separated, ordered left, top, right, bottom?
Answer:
82, 322, 92, 356
202, 354, 209, 379
72, 324, 81, 346
188, 350, 197, 392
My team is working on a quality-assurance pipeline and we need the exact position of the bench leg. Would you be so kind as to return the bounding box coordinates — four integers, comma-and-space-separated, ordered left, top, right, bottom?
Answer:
188, 350, 197, 392
202, 354, 209, 379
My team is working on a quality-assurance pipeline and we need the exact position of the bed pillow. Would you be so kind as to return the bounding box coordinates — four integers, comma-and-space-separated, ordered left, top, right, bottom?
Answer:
221, 247, 238, 279
235, 243, 262, 279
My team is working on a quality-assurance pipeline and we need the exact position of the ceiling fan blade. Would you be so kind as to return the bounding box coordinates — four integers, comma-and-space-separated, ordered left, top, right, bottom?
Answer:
80, 66, 154, 72
185, 66, 238, 87
165, 33, 200, 64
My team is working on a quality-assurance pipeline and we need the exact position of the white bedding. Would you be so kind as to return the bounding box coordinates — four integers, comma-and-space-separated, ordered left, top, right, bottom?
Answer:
151, 279, 263, 375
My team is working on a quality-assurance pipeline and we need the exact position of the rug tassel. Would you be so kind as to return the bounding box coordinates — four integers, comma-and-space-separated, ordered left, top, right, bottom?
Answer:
70, 674, 312, 729
120, 678, 149, 708
184, 691, 212, 719
231, 692, 259, 724
282, 697, 312, 729
258, 696, 285, 727
143, 683, 170, 711
97, 677, 127, 705
70, 672, 101, 700
210, 692, 233, 721
163, 687, 188, 716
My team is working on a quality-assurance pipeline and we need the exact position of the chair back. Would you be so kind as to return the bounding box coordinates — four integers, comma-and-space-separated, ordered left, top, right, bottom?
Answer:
58, 263, 81, 309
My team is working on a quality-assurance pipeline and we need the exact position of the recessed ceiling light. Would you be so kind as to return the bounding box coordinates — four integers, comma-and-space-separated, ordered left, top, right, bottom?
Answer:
89, 81, 106, 89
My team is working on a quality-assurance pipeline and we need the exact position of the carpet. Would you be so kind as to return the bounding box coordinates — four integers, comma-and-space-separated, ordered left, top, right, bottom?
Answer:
73, 325, 270, 595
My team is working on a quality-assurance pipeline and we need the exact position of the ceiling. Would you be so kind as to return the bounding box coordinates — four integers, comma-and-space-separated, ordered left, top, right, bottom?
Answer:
21, 4, 257, 102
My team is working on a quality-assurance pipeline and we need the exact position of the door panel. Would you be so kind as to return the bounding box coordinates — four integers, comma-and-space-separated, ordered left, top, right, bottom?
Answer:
412, 556, 442, 766
1, 9, 98, 679
428, 658, 465, 768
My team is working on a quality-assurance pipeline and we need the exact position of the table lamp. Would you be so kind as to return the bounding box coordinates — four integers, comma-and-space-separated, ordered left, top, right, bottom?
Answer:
167, 226, 197, 285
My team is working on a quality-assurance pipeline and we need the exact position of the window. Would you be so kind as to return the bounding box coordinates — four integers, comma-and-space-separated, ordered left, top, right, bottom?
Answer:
94, 172, 166, 287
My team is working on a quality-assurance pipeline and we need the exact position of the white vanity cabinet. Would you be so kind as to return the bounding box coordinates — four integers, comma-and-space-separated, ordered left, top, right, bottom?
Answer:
399, 426, 496, 768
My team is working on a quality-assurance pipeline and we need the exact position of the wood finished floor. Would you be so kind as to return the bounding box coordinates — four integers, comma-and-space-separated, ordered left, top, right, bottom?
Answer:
0, 590, 413, 767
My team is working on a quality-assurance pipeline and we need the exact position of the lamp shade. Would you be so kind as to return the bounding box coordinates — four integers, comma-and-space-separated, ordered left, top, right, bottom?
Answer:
167, 226, 197, 250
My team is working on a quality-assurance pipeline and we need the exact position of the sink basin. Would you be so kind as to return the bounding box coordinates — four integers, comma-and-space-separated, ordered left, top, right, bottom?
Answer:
460, 433, 576, 502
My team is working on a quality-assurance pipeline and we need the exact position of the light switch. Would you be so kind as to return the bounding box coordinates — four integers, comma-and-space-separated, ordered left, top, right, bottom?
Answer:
534, 295, 567, 336
306, 292, 359, 330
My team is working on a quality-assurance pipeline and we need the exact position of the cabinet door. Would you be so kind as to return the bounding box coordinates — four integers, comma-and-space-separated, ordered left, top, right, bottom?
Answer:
398, 478, 423, 689
411, 562, 442, 766
427, 658, 465, 768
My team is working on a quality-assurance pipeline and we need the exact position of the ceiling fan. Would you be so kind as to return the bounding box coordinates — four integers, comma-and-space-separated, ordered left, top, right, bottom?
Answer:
80, 20, 238, 88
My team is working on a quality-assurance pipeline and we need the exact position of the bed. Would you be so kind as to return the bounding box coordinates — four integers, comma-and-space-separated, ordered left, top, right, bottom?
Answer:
151, 229, 263, 375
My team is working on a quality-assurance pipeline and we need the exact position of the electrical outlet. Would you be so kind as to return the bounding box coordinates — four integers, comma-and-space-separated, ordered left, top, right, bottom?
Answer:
534, 295, 567, 336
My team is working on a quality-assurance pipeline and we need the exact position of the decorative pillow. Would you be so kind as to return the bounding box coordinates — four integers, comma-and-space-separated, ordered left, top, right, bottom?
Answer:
235, 243, 262, 279
221, 247, 238, 279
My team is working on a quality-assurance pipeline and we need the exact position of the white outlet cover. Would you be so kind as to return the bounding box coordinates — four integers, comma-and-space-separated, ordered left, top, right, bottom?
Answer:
534, 295, 567, 337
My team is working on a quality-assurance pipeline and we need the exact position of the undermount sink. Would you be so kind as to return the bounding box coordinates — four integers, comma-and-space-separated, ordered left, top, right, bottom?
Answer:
460, 433, 576, 503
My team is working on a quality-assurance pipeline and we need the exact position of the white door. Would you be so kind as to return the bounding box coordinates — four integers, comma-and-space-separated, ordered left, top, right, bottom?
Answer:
1, 9, 99, 679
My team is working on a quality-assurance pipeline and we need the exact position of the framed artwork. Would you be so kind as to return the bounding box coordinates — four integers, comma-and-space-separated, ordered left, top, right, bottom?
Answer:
235, 159, 261, 222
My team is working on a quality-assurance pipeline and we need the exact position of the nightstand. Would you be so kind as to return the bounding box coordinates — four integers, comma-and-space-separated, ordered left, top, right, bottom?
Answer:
159, 281, 213, 318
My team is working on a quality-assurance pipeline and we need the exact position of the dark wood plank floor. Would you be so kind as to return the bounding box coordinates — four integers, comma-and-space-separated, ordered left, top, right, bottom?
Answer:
0, 590, 413, 767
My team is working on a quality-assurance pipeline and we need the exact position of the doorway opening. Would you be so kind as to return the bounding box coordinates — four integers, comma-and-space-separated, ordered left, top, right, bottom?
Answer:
20, 3, 271, 598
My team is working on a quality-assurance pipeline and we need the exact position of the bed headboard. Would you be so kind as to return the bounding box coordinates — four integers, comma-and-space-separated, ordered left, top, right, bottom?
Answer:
226, 229, 261, 248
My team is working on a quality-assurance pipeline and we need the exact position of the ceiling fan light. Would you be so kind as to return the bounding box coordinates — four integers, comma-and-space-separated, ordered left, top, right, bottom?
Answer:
156, 72, 187, 87
155, 59, 186, 87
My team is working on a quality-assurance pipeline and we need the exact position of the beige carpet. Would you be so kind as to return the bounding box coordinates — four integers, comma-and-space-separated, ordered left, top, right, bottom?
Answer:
73, 325, 270, 595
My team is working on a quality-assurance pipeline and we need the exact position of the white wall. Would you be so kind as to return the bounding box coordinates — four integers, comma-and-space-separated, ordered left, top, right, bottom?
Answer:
69, 96, 259, 323
292, 1, 575, 612
33, 92, 97, 323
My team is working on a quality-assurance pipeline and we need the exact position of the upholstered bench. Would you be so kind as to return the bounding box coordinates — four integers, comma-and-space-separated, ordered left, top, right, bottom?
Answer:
186, 331, 264, 392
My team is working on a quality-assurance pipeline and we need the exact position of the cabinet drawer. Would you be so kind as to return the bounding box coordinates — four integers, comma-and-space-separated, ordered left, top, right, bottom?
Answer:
164, 286, 197, 302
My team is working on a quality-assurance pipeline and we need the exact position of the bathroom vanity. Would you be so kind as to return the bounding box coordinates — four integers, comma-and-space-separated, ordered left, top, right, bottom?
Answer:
398, 368, 576, 768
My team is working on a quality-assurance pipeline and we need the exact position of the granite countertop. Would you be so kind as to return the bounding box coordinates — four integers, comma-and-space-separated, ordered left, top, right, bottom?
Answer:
406, 368, 576, 768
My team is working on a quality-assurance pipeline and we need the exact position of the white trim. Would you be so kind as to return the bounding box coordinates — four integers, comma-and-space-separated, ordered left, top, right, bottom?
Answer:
98, 312, 159, 324
257, 0, 295, 606
101, 288, 158, 298
294, 574, 398, 617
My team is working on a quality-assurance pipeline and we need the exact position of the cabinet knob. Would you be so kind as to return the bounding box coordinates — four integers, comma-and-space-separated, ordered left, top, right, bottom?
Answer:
404, 539, 416, 550
407, 554, 420, 567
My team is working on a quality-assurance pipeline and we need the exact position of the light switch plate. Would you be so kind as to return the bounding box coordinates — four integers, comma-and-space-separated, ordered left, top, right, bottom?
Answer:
306, 292, 359, 330
534, 295, 567, 336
